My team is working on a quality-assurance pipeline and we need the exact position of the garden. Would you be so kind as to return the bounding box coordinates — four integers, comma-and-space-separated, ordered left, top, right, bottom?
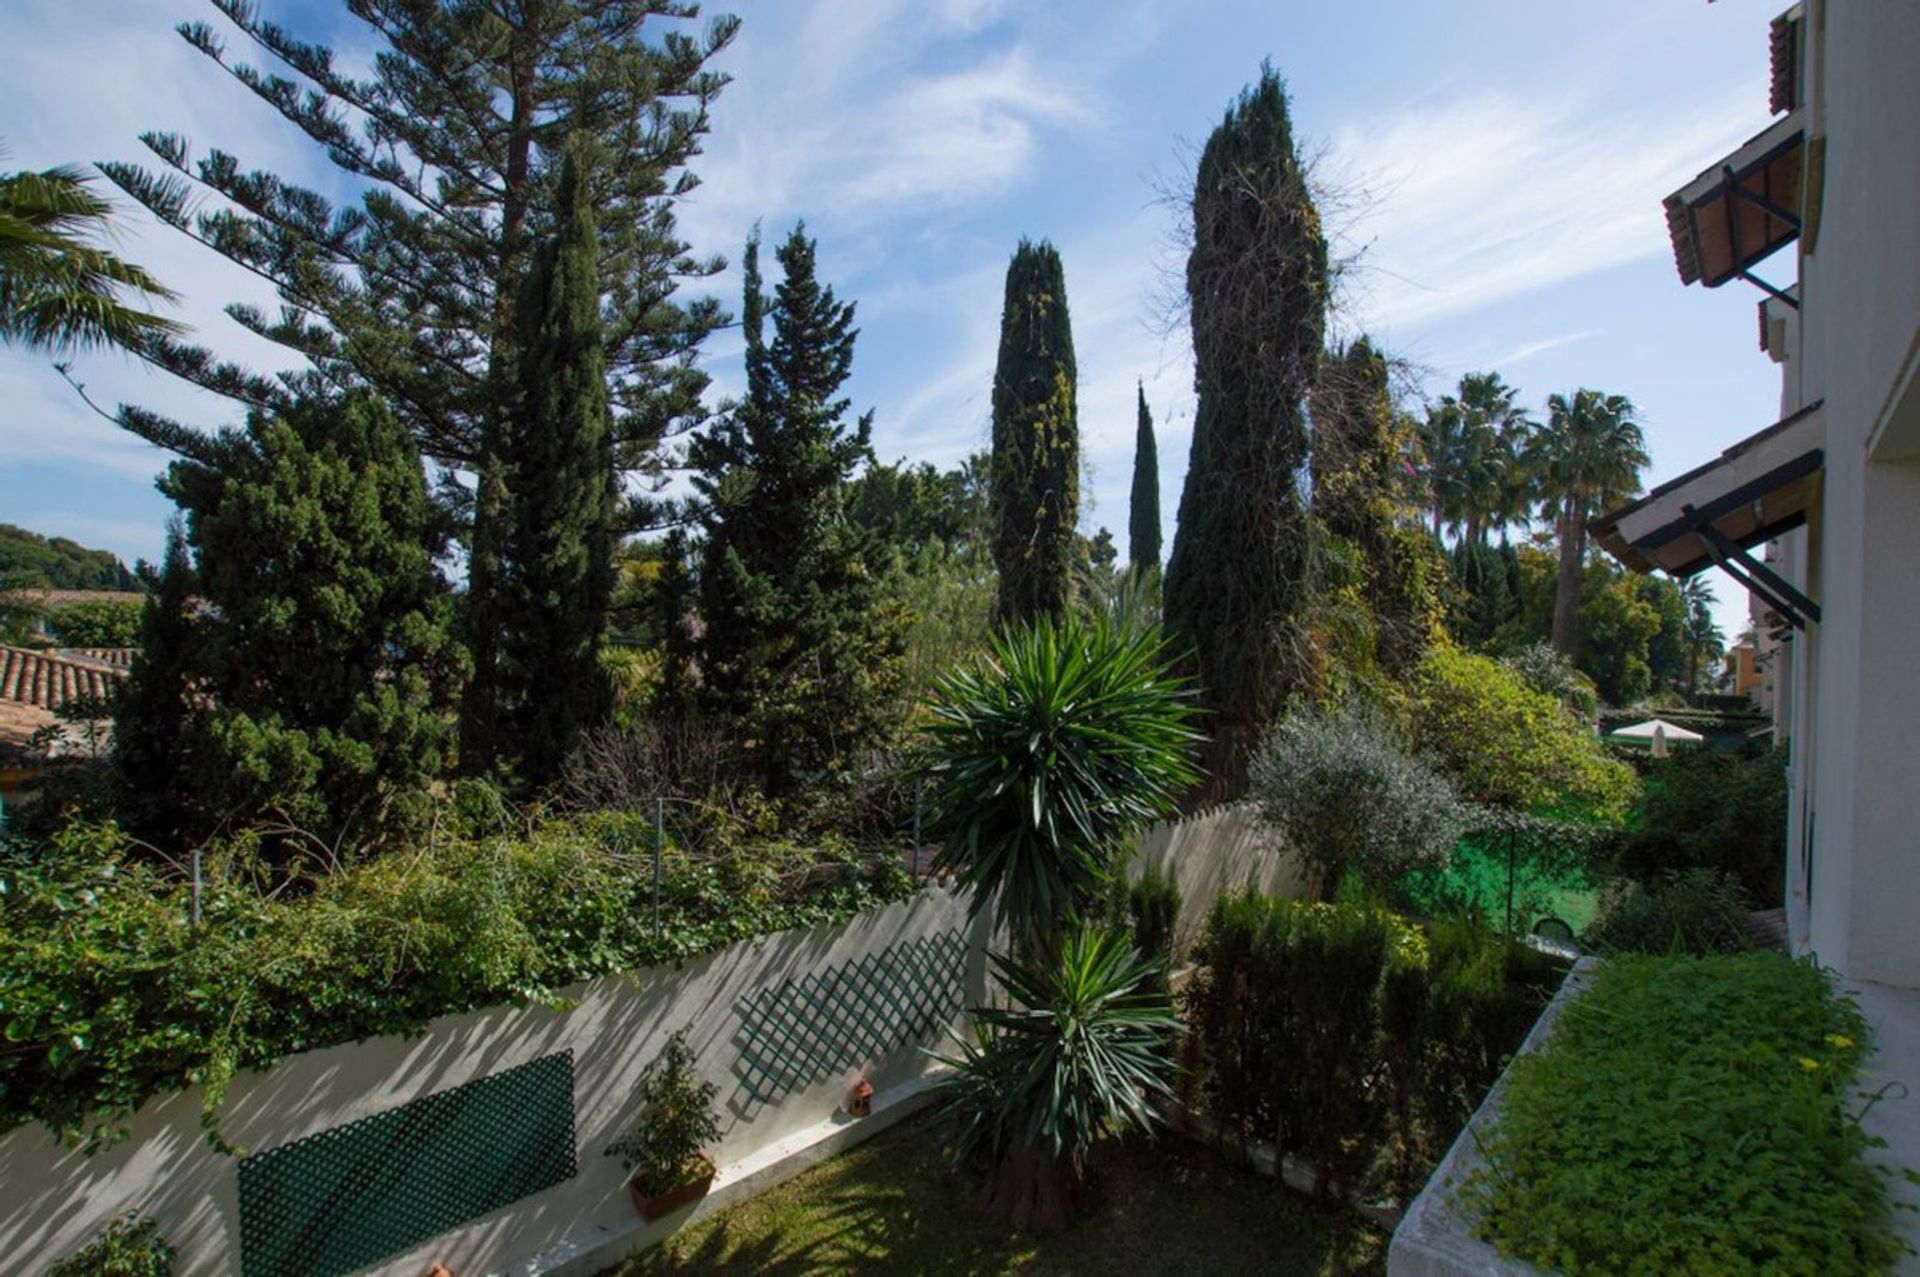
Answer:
1, 4, 1906, 1273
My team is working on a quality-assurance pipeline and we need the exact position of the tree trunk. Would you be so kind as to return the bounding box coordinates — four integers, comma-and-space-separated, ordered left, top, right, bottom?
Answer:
976, 1144, 1083, 1234
1550, 495, 1583, 654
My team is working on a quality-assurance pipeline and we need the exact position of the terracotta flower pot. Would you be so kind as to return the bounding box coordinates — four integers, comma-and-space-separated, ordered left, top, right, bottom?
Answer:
847, 1078, 874, 1117
627, 1153, 717, 1221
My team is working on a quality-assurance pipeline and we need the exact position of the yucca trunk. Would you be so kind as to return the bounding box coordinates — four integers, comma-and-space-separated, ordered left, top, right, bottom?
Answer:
977, 1144, 1085, 1234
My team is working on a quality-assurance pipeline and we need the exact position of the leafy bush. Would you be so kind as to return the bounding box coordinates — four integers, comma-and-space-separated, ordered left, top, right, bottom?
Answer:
1501, 642, 1597, 718
47, 599, 143, 648
1468, 954, 1903, 1276
1411, 642, 1637, 822
48, 1214, 174, 1277
1249, 707, 1468, 898
933, 929, 1178, 1231
1614, 743, 1787, 905
605, 1027, 721, 1194
0, 800, 915, 1150
1126, 865, 1181, 986
1184, 892, 1563, 1200
1584, 868, 1753, 956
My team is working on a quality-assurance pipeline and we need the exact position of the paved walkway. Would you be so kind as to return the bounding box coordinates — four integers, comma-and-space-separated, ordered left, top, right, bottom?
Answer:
1847, 977, 1920, 1273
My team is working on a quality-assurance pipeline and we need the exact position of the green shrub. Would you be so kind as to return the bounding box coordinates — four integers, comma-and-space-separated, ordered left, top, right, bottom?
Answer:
1411, 642, 1636, 822
0, 801, 915, 1150
49, 1214, 174, 1277
1583, 868, 1753, 956
1248, 707, 1468, 899
47, 599, 143, 648
1185, 892, 1562, 1201
605, 1027, 721, 1194
1126, 866, 1180, 984
1468, 953, 1903, 1276
1614, 743, 1787, 904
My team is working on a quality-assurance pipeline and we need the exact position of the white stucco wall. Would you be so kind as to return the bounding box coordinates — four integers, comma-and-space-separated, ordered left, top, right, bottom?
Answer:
1793, 0, 1920, 989
0, 887, 991, 1276
1131, 803, 1311, 959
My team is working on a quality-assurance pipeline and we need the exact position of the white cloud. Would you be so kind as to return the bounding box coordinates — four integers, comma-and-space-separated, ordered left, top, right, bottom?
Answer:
1327, 86, 1763, 331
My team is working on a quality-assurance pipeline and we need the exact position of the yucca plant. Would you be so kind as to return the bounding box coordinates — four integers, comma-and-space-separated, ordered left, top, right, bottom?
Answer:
920, 613, 1201, 955
933, 928, 1179, 1232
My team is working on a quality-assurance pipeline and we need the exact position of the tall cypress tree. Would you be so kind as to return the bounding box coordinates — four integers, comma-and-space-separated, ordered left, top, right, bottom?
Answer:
1128, 382, 1161, 578
687, 225, 904, 793
113, 516, 199, 847
498, 148, 616, 787
989, 239, 1079, 627
1163, 67, 1328, 796
97, 2, 738, 772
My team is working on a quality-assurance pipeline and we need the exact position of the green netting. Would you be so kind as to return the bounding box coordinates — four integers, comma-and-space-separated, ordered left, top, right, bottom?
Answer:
237, 1050, 576, 1277
734, 930, 968, 1108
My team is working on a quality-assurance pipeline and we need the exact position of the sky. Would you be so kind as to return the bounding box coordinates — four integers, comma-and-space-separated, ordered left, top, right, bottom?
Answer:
0, 0, 1793, 638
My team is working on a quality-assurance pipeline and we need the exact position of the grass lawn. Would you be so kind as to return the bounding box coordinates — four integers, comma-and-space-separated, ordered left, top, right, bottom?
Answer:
615, 1109, 1387, 1276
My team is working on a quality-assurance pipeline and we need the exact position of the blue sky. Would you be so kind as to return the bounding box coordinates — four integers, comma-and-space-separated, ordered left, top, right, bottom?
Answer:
0, 0, 1790, 635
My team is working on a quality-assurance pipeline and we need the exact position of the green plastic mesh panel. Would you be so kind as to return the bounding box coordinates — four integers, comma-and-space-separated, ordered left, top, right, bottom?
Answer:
733, 929, 968, 1108
237, 1050, 576, 1277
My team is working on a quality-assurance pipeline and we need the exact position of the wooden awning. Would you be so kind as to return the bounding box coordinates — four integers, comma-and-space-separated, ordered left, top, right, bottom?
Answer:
1590, 401, 1824, 629
1664, 110, 1804, 293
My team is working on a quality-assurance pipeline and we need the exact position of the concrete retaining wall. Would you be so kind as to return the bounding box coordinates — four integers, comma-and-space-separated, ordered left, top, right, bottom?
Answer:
0, 887, 991, 1276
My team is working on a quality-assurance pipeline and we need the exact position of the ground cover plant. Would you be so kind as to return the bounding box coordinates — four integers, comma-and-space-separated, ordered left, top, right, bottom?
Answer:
0, 797, 914, 1150
1467, 953, 1906, 1276
617, 1108, 1387, 1276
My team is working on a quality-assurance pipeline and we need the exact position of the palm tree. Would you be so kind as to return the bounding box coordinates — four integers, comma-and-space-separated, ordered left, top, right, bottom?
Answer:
1679, 575, 1725, 695
0, 155, 180, 355
1418, 373, 1536, 543
1455, 372, 1536, 542
1531, 389, 1649, 653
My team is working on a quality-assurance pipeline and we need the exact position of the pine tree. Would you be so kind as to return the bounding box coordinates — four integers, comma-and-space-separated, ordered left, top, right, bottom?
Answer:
162, 392, 465, 857
498, 148, 616, 788
98, 2, 739, 772
989, 239, 1079, 627
112, 517, 198, 846
1163, 66, 1328, 796
686, 225, 904, 793
1128, 383, 1161, 579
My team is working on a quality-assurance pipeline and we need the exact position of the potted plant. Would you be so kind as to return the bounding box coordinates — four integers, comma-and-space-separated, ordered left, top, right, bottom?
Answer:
605, 1027, 722, 1221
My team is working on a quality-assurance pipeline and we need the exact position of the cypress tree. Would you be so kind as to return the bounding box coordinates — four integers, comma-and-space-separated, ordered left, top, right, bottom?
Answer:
161, 392, 465, 857
687, 225, 904, 793
98, 3, 739, 773
989, 239, 1079, 627
113, 516, 198, 847
498, 148, 617, 788
1128, 382, 1161, 578
1163, 66, 1328, 795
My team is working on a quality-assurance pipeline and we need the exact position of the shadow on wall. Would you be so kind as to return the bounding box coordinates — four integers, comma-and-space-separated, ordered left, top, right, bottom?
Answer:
1131, 803, 1309, 960
0, 887, 991, 1277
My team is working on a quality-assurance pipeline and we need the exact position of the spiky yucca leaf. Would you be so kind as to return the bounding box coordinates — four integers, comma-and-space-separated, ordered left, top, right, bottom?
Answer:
920, 612, 1200, 947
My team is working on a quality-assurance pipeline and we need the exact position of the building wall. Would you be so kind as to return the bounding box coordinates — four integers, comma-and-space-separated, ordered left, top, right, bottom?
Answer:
1795, 0, 1920, 987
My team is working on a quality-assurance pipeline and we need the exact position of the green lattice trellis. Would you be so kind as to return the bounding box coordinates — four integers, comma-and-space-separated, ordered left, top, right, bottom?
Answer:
733, 930, 968, 1107
237, 1051, 576, 1277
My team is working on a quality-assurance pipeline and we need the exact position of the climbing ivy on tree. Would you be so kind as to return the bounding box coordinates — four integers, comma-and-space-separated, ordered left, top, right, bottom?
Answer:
1163, 66, 1328, 796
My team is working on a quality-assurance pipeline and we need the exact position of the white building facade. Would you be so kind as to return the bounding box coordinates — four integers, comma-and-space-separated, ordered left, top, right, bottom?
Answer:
1593, 1, 1920, 989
